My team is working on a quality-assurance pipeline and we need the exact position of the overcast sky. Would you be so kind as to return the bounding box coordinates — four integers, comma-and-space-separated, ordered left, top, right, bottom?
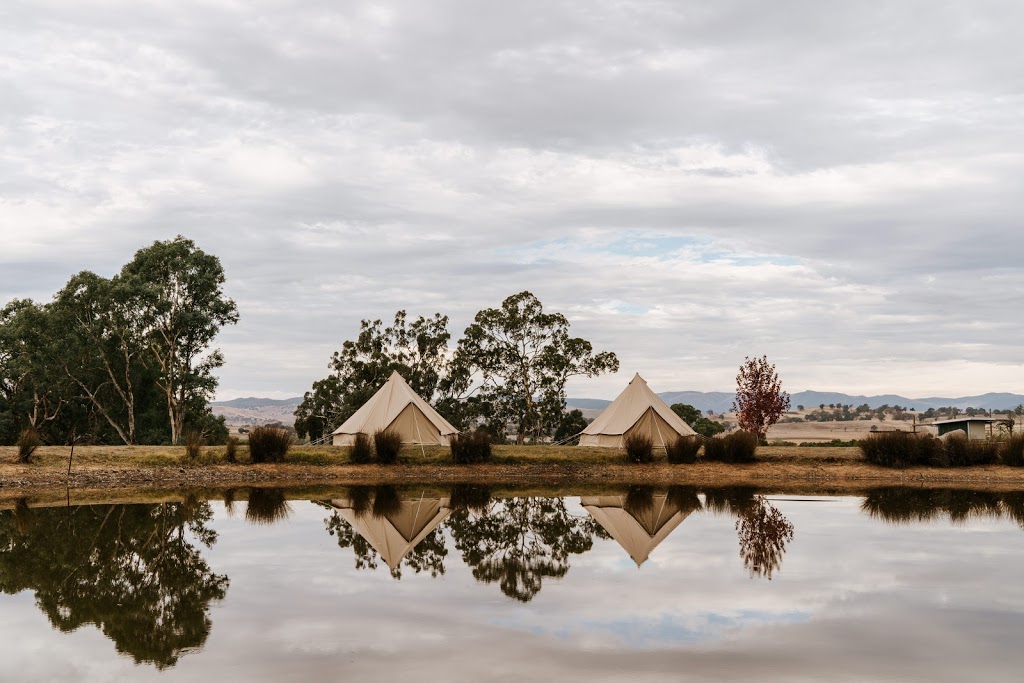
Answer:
2, 1, 1022, 400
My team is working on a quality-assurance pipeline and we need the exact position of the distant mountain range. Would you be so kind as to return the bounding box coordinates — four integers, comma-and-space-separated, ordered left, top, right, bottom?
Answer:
210, 391, 1024, 426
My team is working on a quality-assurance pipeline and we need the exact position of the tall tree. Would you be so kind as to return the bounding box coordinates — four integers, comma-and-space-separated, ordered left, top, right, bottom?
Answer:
50, 272, 147, 445
120, 237, 238, 444
451, 292, 619, 444
294, 311, 451, 441
0, 300, 68, 440
732, 355, 791, 442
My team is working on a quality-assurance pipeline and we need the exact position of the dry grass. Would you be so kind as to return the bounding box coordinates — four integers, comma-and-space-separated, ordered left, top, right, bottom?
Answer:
1, 444, 1023, 494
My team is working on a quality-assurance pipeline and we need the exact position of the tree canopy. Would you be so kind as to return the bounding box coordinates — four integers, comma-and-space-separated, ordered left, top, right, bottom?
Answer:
0, 237, 234, 446
296, 292, 618, 444
450, 291, 619, 444
732, 355, 791, 441
294, 311, 452, 441
670, 403, 726, 437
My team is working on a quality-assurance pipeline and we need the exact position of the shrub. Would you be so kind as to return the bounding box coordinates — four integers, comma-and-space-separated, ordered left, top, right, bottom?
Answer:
224, 436, 239, 464
16, 428, 42, 464
623, 432, 654, 464
349, 433, 374, 464
943, 432, 998, 467
666, 435, 702, 464
182, 428, 204, 461
1002, 434, 1024, 467
860, 431, 945, 468
450, 431, 492, 464
373, 429, 403, 465
703, 431, 758, 463
248, 425, 292, 463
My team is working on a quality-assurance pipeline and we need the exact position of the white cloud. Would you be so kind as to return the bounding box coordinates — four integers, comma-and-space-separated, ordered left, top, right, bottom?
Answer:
0, 0, 1021, 399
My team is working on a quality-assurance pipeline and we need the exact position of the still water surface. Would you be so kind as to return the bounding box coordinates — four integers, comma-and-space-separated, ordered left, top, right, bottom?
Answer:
2, 485, 1024, 681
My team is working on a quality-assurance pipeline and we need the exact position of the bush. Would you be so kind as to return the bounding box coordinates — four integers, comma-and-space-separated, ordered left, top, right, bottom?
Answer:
943, 432, 998, 467
248, 425, 292, 463
349, 433, 374, 464
1002, 434, 1024, 467
860, 431, 946, 468
623, 432, 654, 464
450, 431, 492, 464
666, 435, 702, 464
224, 436, 239, 464
373, 429, 403, 465
182, 428, 204, 461
16, 428, 42, 464
703, 431, 758, 463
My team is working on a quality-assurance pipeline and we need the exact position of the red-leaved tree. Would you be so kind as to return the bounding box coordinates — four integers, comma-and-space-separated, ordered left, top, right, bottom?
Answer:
732, 355, 791, 442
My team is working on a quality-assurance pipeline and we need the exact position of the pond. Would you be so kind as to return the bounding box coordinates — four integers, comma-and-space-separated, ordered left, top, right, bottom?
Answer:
2, 485, 1024, 681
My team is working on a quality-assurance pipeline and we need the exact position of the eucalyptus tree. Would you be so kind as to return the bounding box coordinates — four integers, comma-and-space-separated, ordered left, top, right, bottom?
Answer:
50, 271, 148, 444
450, 291, 619, 444
120, 236, 238, 444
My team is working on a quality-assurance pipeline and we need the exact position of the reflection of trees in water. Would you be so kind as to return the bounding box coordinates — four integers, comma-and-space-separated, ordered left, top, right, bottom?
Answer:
735, 497, 794, 580
702, 487, 795, 580
863, 488, 1024, 527
0, 499, 228, 669
322, 486, 448, 579
448, 497, 603, 603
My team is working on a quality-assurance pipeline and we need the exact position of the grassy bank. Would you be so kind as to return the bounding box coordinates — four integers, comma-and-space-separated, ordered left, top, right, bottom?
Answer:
1, 444, 1023, 493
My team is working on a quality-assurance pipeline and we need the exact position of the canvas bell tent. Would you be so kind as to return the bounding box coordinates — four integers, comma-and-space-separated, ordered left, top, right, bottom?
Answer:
581, 493, 693, 567
579, 373, 696, 448
331, 371, 459, 447
328, 492, 451, 572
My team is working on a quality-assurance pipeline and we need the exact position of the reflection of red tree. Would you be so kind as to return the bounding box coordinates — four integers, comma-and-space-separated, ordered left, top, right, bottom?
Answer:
736, 496, 795, 580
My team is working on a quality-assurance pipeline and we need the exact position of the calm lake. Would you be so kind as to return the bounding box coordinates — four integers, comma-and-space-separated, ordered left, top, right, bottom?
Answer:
3, 485, 1024, 682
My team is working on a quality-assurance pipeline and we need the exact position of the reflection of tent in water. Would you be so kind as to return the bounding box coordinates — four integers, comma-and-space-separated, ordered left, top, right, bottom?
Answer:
579, 373, 696, 448
331, 371, 459, 447
328, 493, 451, 571
581, 494, 693, 566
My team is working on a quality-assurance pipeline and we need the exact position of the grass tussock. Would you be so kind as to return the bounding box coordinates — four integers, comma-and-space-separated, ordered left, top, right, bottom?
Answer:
1002, 434, 1024, 467
349, 433, 374, 464
16, 428, 42, 464
248, 425, 291, 463
450, 431, 492, 464
944, 432, 998, 467
623, 433, 654, 464
666, 435, 702, 464
861, 430, 1008, 469
703, 431, 758, 464
182, 429, 204, 461
373, 429, 403, 465
224, 436, 239, 464
859, 431, 945, 468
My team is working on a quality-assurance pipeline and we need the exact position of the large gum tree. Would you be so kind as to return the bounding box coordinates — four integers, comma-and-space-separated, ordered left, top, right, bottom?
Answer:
120, 237, 238, 445
451, 291, 619, 444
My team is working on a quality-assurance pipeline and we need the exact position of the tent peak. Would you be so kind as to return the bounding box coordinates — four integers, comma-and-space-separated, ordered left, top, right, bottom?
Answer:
630, 373, 646, 383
